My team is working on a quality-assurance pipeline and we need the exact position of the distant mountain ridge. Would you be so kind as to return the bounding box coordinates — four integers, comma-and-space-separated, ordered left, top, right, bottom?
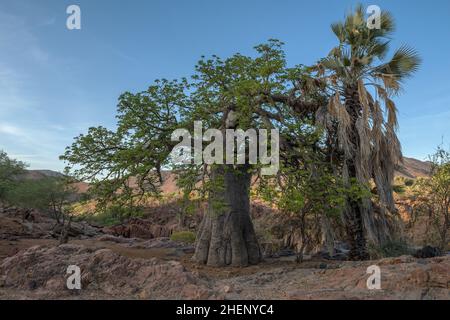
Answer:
19, 170, 90, 194
19, 170, 65, 180
20, 156, 431, 195
395, 157, 432, 179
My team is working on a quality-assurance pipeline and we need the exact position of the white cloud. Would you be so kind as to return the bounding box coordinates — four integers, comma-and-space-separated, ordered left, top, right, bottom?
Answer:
0, 121, 75, 171
0, 123, 25, 136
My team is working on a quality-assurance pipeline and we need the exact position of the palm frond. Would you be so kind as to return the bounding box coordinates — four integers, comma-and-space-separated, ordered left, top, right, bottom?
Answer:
358, 79, 370, 122
321, 56, 342, 71
331, 22, 346, 43
380, 74, 401, 95
352, 4, 365, 27
367, 40, 390, 60
373, 45, 421, 80
392, 45, 421, 76
385, 97, 398, 129
380, 11, 395, 35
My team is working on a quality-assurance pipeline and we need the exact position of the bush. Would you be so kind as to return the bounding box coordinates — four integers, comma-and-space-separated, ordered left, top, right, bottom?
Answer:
5, 176, 76, 223
0, 150, 26, 203
411, 146, 450, 250
85, 211, 122, 226
392, 176, 414, 193
369, 239, 413, 259
81, 205, 144, 226
392, 184, 405, 194
170, 231, 196, 243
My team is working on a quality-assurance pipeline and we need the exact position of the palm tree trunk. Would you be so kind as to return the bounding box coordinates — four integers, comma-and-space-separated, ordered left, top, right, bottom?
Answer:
344, 86, 370, 260
344, 161, 370, 260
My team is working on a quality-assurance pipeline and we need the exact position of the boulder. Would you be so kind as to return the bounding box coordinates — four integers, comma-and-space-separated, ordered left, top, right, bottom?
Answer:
102, 218, 173, 239
414, 246, 442, 259
0, 244, 217, 299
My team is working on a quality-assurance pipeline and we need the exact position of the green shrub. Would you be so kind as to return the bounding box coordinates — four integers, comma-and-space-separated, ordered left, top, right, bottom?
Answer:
91, 211, 122, 226
170, 231, 196, 243
0, 150, 26, 203
369, 239, 412, 259
392, 184, 405, 194
82, 205, 144, 226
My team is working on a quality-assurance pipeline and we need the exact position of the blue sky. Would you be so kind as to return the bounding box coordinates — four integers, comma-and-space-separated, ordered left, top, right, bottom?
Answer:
0, 0, 449, 171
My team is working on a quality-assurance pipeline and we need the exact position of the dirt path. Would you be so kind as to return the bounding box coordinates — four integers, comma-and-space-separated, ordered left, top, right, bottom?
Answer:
0, 238, 183, 262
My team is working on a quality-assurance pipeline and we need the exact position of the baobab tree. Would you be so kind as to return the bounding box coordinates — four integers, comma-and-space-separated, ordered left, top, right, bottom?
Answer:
61, 40, 324, 267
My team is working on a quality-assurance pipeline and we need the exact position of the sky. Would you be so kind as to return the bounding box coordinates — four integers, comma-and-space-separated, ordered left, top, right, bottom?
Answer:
0, 0, 449, 171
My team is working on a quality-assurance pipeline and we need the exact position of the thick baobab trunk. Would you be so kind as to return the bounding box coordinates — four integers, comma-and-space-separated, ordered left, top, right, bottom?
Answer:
192, 164, 261, 267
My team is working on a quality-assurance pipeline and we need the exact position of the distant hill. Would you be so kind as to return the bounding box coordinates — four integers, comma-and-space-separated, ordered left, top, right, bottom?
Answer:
395, 157, 432, 179
17, 156, 431, 196
19, 170, 65, 180
154, 157, 433, 192
18, 170, 90, 194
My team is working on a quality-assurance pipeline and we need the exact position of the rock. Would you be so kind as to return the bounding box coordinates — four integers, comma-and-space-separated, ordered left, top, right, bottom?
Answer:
413, 246, 442, 259
127, 237, 194, 254
102, 218, 173, 239
378, 255, 415, 265
0, 244, 217, 299
181, 247, 195, 254
1, 243, 449, 300
96, 235, 137, 243
223, 285, 232, 293
312, 242, 350, 261
215, 255, 450, 300
0, 207, 100, 240
51, 221, 100, 238
278, 249, 296, 257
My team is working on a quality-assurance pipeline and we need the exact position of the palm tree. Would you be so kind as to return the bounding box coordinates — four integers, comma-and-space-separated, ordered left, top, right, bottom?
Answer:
316, 5, 421, 259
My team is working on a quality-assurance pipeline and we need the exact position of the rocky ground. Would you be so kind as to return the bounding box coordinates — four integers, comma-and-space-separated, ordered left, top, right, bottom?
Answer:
0, 207, 448, 300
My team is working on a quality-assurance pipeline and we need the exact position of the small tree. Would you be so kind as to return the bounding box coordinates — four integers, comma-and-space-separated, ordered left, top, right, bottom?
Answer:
5, 176, 76, 224
0, 150, 26, 204
258, 155, 369, 262
412, 147, 450, 250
